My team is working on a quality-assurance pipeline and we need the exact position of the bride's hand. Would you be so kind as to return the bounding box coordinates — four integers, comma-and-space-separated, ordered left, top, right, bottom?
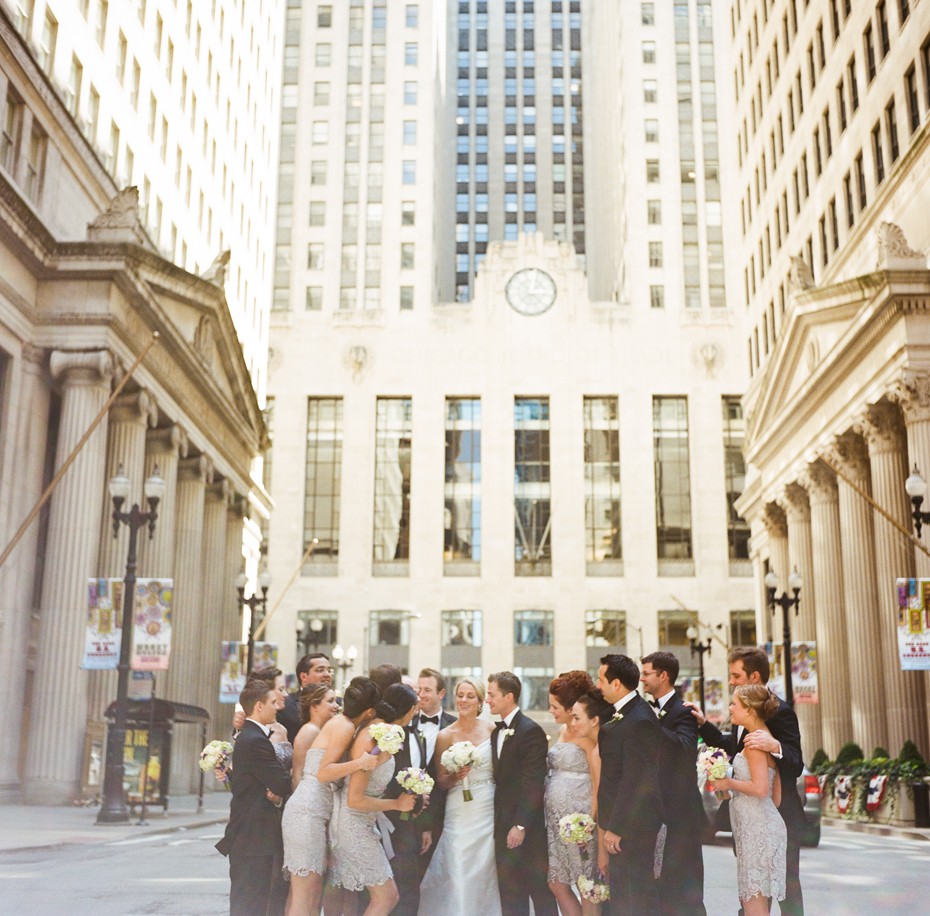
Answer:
455, 765, 471, 782
394, 793, 416, 812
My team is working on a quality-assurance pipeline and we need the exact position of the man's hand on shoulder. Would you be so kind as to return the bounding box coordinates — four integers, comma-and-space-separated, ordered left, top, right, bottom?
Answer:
682, 700, 706, 726
743, 730, 780, 756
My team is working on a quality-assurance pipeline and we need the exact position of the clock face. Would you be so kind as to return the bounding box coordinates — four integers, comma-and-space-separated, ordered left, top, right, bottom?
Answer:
505, 268, 557, 316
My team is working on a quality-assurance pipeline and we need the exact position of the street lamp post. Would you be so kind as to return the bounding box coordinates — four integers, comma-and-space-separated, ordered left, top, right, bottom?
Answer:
764, 568, 802, 708
96, 464, 166, 825
905, 466, 930, 537
686, 625, 712, 711
331, 643, 358, 689
237, 570, 271, 676
297, 616, 324, 656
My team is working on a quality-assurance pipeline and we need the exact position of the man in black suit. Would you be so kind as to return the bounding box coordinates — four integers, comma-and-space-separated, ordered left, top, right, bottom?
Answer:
640, 651, 706, 916
277, 653, 332, 742
596, 654, 664, 916
689, 646, 806, 916
216, 681, 293, 916
487, 671, 557, 916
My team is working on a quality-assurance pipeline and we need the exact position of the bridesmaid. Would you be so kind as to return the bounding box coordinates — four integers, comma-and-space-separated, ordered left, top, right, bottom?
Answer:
545, 671, 600, 916
282, 677, 387, 916
330, 683, 419, 916
290, 683, 342, 793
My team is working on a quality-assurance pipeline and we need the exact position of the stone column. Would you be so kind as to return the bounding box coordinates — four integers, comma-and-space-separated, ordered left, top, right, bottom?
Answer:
165, 454, 212, 794
780, 483, 822, 759
0, 345, 50, 798
88, 391, 158, 720
200, 480, 230, 742
763, 503, 790, 650
217, 494, 246, 736
855, 402, 929, 755
24, 350, 114, 804
825, 433, 888, 753
798, 461, 854, 756
890, 373, 930, 750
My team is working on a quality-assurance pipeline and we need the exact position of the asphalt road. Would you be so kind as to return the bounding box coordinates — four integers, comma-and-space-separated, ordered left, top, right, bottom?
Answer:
0, 826, 927, 915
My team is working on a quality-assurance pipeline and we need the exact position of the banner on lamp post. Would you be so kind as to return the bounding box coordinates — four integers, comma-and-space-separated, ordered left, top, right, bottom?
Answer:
130, 579, 173, 670
895, 579, 930, 670
82, 578, 125, 669
679, 676, 726, 724
220, 641, 279, 702
767, 642, 818, 703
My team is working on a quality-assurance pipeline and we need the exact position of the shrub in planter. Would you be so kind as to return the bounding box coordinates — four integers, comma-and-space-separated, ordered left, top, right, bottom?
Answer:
834, 742, 864, 767
810, 748, 829, 771
871, 746, 891, 760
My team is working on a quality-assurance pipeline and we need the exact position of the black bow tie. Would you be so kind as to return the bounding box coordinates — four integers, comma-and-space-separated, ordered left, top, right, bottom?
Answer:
650, 699, 661, 709
494, 720, 507, 730
419, 715, 439, 725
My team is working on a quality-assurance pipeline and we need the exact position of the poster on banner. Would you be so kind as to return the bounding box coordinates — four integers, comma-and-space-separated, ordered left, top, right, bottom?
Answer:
895, 579, 930, 670
130, 579, 173, 670
679, 676, 726, 724
768, 642, 819, 703
82, 578, 125, 669
219, 641, 279, 702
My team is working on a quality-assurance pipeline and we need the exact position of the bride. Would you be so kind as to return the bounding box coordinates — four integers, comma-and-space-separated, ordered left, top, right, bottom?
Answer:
417, 676, 501, 916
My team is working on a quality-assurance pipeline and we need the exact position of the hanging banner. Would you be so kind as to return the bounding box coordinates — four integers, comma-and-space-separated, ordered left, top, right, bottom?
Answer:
679, 676, 726, 724
130, 579, 173, 670
768, 642, 819, 703
82, 578, 125, 669
895, 579, 930, 670
219, 641, 279, 703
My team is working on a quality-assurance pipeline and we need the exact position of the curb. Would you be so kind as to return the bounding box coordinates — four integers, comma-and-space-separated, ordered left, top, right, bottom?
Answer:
822, 816, 930, 841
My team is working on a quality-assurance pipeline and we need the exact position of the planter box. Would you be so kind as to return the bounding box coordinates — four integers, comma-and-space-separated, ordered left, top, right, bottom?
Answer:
824, 778, 916, 827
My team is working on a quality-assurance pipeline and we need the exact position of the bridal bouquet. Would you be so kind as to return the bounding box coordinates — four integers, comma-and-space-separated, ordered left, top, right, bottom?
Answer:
395, 767, 435, 820
558, 812, 596, 861
199, 740, 234, 790
441, 741, 481, 801
369, 722, 406, 756
697, 746, 732, 798
577, 875, 610, 902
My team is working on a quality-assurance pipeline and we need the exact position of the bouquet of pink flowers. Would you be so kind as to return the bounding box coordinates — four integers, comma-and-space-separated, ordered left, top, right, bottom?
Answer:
577, 875, 610, 902
395, 767, 434, 820
199, 740, 234, 791
558, 812, 596, 861
697, 745, 732, 798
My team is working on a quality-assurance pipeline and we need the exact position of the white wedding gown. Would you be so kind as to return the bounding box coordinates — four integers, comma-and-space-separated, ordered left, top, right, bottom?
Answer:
417, 739, 502, 916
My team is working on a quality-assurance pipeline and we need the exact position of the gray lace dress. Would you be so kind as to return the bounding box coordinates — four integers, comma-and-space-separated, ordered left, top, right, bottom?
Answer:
329, 754, 396, 891
729, 752, 787, 903
281, 748, 333, 877
544, 742, 597, 884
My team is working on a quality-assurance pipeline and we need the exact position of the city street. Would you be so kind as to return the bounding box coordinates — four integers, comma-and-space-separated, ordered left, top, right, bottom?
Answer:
0, 825, 926, 916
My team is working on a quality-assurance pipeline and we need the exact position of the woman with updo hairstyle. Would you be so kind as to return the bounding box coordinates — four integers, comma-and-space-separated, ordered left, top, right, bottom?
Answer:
543, 672, 601, 916
707, 685, 786, 916
330, 683, 419, 916
282, 676, 387, 916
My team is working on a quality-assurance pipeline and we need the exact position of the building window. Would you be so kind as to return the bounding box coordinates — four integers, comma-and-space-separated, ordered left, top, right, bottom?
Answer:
314, 82, 330, 106
312, 121, 329, 144
24, 124, 46, 202
647, 159, 660, 182
311, 161, 327, 185
318, 5, 332, 28
864, 23, 876, 83
643, 40, 656, 64
730, 609, 757, 648
584, 397, 621, 566
514, 610, 555, 710
514, 397, 551, 576
400, 287, 414, 310
39, 10, 57, 75
653, 396, 693, 563
647, 200, 662, 224
645, 119, 659, 143
404, 81, 417, 104
405, 42, 418, 66
304, 398, 343, 565
306, 286, 323, 311
1, 92, 20, 174
309, 201, 326, 226
401, 200, 415, 226
642, 3, 655, 27
406, 4, 419, 28
373, 398, 412, 564
872, 121, 885, 183
585, 610, 627, 668
296, 610, 338, 658
402, 160, 416, 184
886, 98, 899, 163
307, 243, 324, 270
445, 398, 481, 563
403, 120, 417, 145
316, 43, 331, 67
906, 65, 920, 135
400, 243, 415, 269
67, 55, 83, 117
877, 1, 890, 58
650, 285, 665, 309
643, 79, 658, 103
855, 150, 867, 208
657, 609, 697, 674
649, 242, 663, 267
722, 397, 750, 566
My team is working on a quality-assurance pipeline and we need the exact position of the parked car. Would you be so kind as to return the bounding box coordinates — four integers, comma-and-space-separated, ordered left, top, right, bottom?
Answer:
698, 749, 822, 847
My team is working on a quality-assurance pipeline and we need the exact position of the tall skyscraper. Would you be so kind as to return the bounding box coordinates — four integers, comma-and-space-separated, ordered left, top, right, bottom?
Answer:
265, 1, 753, 717
731, 0, 930, 759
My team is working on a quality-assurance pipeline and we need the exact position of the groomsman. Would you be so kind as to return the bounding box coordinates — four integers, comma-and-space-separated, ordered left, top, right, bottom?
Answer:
277, 653, 333, 742
640, 652, 707, 916
596, 654, 664, 916
689, 646, 806, 916
216, 680, 292, 916
384, 668, 457, 916
487, 672, 557, 916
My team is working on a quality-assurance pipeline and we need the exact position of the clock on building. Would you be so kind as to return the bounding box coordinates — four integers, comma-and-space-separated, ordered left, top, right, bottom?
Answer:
505, 268, 557, 316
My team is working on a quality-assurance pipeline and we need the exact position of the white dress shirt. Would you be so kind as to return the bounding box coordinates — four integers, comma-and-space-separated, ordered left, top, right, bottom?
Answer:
496, 707, 520, 755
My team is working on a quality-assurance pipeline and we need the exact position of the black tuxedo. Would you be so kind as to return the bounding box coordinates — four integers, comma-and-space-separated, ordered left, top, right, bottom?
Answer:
216, 721, 292, 916
277, 693, 302, 744
597, 694, 664, 916
491, 710, 557, 916
413, 710, 457, 849
699, 697, 805, 916
654, 692, 706, 916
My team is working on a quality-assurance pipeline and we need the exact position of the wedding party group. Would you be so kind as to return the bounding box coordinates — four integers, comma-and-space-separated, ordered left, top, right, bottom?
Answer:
213, 645, 807, 916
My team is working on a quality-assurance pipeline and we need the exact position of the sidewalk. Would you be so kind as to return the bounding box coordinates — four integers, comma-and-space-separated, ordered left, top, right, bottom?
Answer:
0, 791, 231, 853
822, 816, 930, 842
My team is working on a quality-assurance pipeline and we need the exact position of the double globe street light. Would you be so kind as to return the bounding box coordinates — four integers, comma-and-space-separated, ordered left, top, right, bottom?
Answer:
97, 464, 167, 825
764, 568, 802, 708
236, 570, 271, 676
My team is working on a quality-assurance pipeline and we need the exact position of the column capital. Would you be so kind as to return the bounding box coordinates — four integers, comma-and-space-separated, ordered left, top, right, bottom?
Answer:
179, 453, 214, 485
779, 482, 811, 523
798, 460, 839, 504
207, 478, 233, 507
853, 400, 906, 456
147, 423, 189, 458
822, 432, 870, 480
21, 342, 46, 367
889, 371, 930, 424
762, 501, 788, 538
49, 349, 114, 384
111, 389, 159, 428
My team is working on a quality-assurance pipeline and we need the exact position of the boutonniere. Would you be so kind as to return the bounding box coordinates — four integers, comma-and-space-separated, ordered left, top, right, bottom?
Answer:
610, 711, 624, 723
658, 709, 667, 719
502, 728, 515, 740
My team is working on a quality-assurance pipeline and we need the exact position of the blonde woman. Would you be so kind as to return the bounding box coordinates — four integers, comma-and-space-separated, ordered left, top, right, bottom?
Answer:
417, 677, 501, 916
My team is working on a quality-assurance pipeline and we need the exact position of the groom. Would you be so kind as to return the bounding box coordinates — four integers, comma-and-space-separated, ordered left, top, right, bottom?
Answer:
487, 671, 557, 916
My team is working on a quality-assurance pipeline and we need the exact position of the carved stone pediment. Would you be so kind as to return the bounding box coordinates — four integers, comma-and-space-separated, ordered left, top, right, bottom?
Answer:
201, 250, 231, 286
87, 187, 150, 247
876, 222, 924, 270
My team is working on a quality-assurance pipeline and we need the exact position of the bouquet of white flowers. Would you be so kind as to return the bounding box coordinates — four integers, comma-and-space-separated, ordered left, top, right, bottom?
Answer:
558, 812, 596, 861
697, 745, 732, 799
199, 740, 234, 790
441, 741, 482, 801
369, 722, 405, 756
395, 767, 435, 820
577, 875, 610, 902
